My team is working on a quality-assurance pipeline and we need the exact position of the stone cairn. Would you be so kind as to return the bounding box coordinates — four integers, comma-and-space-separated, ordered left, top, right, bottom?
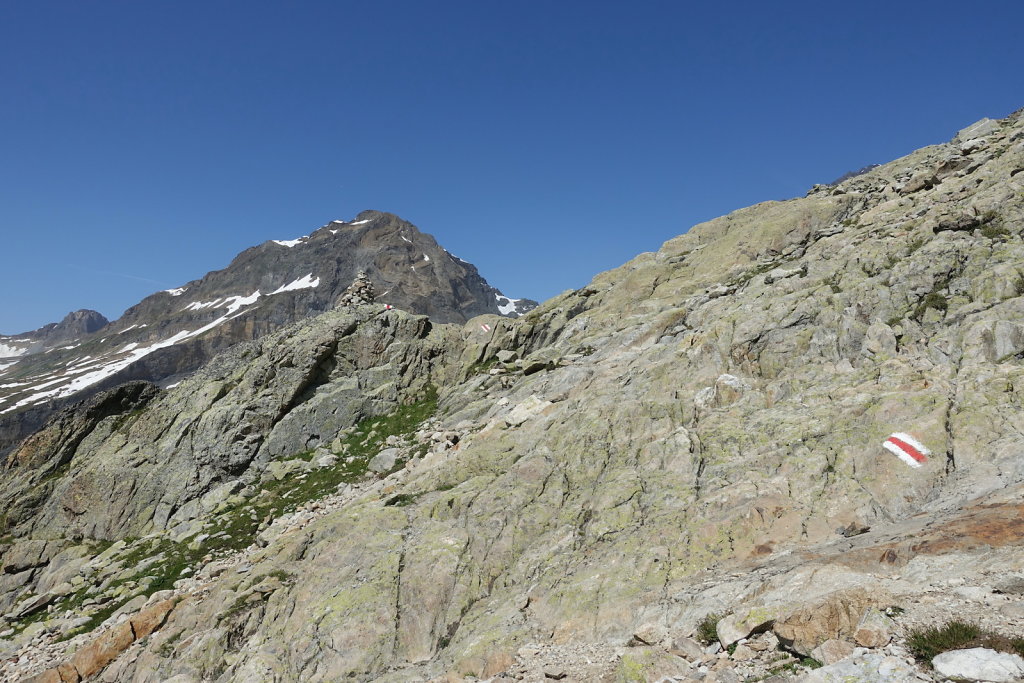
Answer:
336, 271, 376, 308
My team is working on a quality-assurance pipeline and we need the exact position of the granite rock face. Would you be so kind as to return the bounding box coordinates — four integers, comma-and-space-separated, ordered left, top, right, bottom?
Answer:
3, 110, 1024, 681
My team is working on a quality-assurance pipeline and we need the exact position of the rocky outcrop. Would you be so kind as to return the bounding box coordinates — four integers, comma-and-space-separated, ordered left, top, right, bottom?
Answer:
2, 109, 1024, 681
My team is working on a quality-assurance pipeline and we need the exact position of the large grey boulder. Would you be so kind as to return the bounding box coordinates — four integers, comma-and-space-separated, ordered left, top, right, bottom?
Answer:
932, 648, 1024, 683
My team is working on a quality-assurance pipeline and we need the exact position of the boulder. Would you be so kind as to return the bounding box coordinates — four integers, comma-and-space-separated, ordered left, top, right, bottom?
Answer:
931, 647, 1024, 683
368, 447, 401, 473
773, 589, 890, 656
800, 652, 918, 682
505, 396, 552, 427
70, 621, 135, 679
717, 606, 778, 647
852, 608, 894, 648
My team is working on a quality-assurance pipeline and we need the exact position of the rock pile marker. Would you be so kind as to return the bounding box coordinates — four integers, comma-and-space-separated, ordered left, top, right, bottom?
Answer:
882, 432, 929, 468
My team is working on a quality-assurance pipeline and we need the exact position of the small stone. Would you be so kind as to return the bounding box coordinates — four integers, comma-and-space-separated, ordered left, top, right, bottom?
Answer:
810, 638, 855, 665
853, 608, 894, 648
630, 622, 666, 646
668, 636, 704, 660
542, 666, 566, 679
953, 586, 992, 602
999, 603, 1024, 618
730, 644, 755, 661
496, 350, 519, 363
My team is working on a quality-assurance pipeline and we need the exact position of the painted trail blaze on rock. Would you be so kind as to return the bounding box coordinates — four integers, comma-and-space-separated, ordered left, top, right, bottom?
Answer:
882, 432, 929, 468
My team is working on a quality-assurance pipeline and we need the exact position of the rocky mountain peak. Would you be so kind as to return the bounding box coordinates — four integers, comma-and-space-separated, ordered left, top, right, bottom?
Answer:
0, 213, 536, 457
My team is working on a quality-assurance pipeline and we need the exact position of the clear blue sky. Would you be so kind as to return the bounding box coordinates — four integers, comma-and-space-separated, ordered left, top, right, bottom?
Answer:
2, 1, 1022, 333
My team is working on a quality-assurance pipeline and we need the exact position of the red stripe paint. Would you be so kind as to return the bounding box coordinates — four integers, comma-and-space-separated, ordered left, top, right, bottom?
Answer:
886, 436, 927, 463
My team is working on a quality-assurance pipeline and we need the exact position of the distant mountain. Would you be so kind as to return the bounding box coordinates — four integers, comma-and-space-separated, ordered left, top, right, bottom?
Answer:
0, 310, 109, 360
0, 211, 535, 456
828, 163, 880, 186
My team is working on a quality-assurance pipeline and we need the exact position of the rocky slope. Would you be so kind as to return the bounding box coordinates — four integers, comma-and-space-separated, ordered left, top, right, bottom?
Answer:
2, 110, 1024, 682
0, 211, 535, 459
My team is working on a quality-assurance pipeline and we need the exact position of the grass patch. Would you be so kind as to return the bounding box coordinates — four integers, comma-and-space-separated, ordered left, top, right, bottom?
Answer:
913, 292, 948, 321
466, 357, 499, 376
696, 613, 722, 645
906, 236, 927, 255
38, 388, 440, 641
769, 657, 822, 675
907, 621, 1024, 665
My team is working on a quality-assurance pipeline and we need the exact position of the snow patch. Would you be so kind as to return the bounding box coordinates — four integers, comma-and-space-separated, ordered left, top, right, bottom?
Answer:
423, 254, 430, 262
401, 235, 412, 243
270, 274, 320, 295
0, 343, 29, 358
222, 292, 261, 314
444, 249, 467, 263
495, 294, 524, 316
164, 287, 187, 296
184, 298, 225, 312
349, 219, 371, 225
0, 361, 18, 373
272, 236, 307, 247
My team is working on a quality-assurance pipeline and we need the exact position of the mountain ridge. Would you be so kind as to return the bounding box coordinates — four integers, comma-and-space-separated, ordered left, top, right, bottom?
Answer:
0, 211, 536, 458
2, 109, 1024, 681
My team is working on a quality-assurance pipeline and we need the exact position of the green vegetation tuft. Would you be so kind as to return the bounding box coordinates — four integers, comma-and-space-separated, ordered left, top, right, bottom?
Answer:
466, 357, 499, 376
913, 292, 948, 321
906, 620, 1024, 665
695, 612, 722, 645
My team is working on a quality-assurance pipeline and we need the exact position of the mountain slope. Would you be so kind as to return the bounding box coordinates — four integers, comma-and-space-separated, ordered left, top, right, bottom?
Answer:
0, 211, 536, 458
2, 110, 1023, 682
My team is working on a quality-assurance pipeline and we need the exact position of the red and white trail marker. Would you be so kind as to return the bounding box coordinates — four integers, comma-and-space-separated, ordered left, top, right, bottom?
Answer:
480, 323, 491, 333
882, 432, 930, 468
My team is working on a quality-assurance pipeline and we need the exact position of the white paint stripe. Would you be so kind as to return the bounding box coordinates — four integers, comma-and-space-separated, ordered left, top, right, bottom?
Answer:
883, 440, 923, 468
890, 432, 930, 454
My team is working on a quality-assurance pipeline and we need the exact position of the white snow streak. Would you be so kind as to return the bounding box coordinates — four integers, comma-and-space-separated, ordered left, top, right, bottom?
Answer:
164, 287, 187, 296
0, 291, 263, 415
423, 254, 430, 262
272, 236, 307, 247
270, 274, 320, 295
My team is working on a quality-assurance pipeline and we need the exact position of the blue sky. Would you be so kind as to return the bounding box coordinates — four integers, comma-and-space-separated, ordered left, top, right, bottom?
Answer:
2, 1, 1022, 333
